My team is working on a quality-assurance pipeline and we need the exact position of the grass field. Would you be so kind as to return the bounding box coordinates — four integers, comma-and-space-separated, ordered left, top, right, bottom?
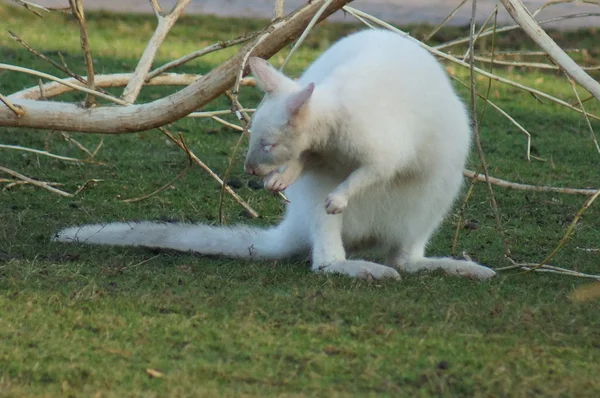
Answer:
1, 4, 600, 397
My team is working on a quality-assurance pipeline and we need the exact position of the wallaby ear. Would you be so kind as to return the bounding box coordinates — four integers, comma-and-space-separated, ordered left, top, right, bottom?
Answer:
287, 83, 315, 117
248, 57, 290, 94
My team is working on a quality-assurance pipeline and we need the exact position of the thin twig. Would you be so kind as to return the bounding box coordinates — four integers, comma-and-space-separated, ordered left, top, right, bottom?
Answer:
147, 32, 259, 80
122, 134, 193, 203
61, 133, 93, 157
210, 116, 244, 132
218, 124, 248, 223
452, 177, 476, 256
11, 73, 239, 100
473, 56, 600, 71
478, 7, 498, 127
480, 49, 584, 56
0, 64, 128, 105
463, 4, 498, 61
0, 144, 105, 164
9, 0, 48, 17
158, 127, 259, 218
530, 189, 600, 272
468, 0, 512, 261
3, 180, 64, 191
280, 0, 334, 71
566, 73, 600, 154
91, 138, 104, 158
434, 13, 600, 51
69, 0, 96, 107
0, 92, 24, 117
0, 165, 72, 197
73, 179, 103, 195
498, 263, 600, 280
423, 0, 468, 42
187, 109, 255, 118
449, 73, 532, 161
342, 7, 600, 122
463, 170, 599, 196
9, 31, 91, 89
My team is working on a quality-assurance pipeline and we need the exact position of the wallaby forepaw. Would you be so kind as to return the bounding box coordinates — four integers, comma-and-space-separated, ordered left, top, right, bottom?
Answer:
325, 194, 348, 214
264, 172, 288, 193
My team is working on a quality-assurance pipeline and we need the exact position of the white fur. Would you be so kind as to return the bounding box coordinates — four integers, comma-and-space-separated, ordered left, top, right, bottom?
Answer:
54, 30, 496, 281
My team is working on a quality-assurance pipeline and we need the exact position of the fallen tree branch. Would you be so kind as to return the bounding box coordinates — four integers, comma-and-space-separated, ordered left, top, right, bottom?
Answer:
1, 0, 353, 132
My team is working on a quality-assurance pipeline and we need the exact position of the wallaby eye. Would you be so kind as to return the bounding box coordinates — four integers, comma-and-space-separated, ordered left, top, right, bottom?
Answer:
262, 143, 277, 153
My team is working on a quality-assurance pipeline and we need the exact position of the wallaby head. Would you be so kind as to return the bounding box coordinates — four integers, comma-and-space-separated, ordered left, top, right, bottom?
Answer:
244, 57, 315, 176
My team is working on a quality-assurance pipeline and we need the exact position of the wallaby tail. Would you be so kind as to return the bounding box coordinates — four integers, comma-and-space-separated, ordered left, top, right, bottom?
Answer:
53, 221, 304, 260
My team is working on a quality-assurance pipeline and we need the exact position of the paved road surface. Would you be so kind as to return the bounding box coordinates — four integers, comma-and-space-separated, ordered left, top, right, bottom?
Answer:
4, 0, 600, 29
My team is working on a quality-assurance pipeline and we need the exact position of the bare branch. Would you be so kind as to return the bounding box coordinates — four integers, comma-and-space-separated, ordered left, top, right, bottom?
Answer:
121, 0, 191, 103
69, 0, 97, 107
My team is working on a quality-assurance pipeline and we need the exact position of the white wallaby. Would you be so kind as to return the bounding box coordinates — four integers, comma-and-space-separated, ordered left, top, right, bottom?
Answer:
54, 29, 496, 281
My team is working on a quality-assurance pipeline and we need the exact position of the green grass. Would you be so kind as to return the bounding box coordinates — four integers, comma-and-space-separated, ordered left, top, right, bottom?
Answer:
2, 4, 600, 397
